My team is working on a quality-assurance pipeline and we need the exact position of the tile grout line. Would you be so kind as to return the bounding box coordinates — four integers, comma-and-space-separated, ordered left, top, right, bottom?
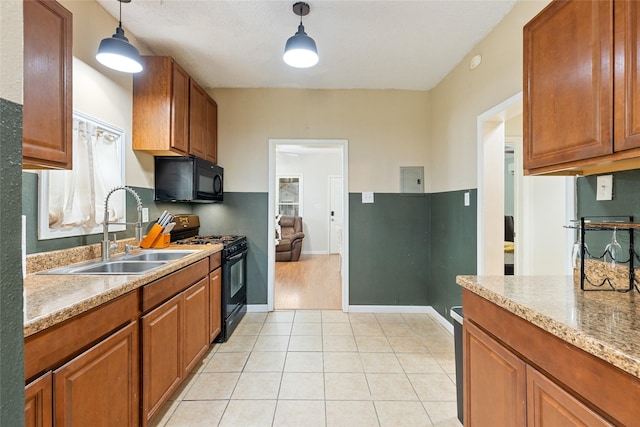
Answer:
160, 310, 458, 426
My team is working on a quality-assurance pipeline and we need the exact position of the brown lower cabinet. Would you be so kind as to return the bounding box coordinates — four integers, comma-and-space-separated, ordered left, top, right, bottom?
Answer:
209, 267, 222, 342
464, 320, 612, 427
463, 289, 633, 426
25, 372, 52, 427
141, 271, 210, 426
141, 293, 182, 425
25, 321, 138, 427
183, 278, 210, 375
54, 322, 139, 426
463, 320, 526, 426
25, 254, 221, 426
526, 366, 611, 427
209, 252, 222, 342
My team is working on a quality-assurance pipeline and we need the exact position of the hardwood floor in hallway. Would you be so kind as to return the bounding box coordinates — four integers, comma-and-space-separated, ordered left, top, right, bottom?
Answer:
275, 254, 342, 310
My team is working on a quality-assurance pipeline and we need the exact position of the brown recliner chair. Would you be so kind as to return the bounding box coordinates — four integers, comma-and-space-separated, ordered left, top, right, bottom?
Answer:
276, 216, 304, 261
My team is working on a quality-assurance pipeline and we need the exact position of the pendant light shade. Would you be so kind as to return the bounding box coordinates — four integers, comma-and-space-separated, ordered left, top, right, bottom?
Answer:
96, 0, 143, 73
283, 2, 319, 68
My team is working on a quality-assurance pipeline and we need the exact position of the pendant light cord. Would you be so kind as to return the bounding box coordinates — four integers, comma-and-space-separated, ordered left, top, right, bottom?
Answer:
118, 0, 123, 28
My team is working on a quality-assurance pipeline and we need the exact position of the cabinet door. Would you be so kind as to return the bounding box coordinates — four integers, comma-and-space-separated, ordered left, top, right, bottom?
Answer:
189, 80, 207, 159
25, 372, 52, 427
527, 366, 613, 427
524, 0, 613, 171
171, 62, 190, 154
614, 0, 640, 151
183, 277, 210, 374
209, 267, 222, 342
133, 56, 189, 155
141, 294, 182, 426
205, 96, 218, 164
464, 321, 526, 427
23, 0, 72, 169
53, 321, 138, 427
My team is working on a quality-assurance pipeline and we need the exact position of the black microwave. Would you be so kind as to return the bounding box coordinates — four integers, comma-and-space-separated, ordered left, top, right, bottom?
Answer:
154, 156, 223, 202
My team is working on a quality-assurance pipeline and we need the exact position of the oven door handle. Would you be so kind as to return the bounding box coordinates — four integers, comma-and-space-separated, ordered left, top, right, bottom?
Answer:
227, 249, 247, 262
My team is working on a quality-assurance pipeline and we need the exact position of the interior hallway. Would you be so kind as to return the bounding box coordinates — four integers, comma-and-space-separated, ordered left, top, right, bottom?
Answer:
275, 255, 342, 310
151, 310, 461, 427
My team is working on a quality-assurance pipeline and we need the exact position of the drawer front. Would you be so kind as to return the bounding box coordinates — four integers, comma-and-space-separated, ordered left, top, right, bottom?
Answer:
209, 251, 222, 271
141, 259, 208, 312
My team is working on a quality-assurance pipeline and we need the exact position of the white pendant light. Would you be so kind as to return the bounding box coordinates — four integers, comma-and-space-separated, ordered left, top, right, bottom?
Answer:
283, 2, 319, 68
96, 0, 143, 73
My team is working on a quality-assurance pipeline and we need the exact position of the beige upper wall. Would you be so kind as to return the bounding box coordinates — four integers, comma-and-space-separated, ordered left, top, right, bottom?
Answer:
211, 88, 430, 193
429, 0, 550, 193
1, 1, 23, 103
505, 114, 523, 138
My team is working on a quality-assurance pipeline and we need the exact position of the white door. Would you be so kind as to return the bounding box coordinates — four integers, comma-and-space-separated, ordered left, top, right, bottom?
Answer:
329, 176, 343, 254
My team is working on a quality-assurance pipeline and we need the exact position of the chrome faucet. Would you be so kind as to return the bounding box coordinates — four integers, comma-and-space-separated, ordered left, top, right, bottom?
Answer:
102, 186, 143, 261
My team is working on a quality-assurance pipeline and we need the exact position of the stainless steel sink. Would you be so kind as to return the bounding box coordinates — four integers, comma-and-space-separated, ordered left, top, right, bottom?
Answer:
38, 250, 198, 275
70, 261, 167, 275
124, 250, 197, 262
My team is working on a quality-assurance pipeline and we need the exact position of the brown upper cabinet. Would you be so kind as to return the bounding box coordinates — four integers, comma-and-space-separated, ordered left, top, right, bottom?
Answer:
23, 0, 73, 170
524, 0, 640, 175
133, 56, 190, 155
133, 56, 218, 161
188, 80, 207, 159
205, 95, 218, 164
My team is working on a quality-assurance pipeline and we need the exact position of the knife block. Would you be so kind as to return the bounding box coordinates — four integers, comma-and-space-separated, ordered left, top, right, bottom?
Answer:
140, 224, 170, 249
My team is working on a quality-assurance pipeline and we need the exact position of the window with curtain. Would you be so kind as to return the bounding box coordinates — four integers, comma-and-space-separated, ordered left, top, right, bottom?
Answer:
38, 111, 125, 239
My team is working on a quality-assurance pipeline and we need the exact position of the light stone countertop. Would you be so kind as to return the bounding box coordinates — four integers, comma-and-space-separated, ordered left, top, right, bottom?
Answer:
456, 275, 640, 379
23, 244, 223, 337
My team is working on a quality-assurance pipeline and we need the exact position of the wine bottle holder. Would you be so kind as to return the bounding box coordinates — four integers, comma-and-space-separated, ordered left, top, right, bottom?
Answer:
575, 216, 639, 293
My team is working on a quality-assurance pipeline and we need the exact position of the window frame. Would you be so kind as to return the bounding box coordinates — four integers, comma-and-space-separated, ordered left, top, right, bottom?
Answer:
276, 174, 303, 217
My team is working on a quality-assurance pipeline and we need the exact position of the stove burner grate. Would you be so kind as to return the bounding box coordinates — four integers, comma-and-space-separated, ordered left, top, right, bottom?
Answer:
175, 235, 244, 246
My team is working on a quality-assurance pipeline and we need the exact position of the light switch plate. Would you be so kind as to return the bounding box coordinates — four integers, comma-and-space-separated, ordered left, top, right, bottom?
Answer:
362, 192, 374, 204
596, 175, 613, 201
142, 207, 150, 223
464, 192, 470, 206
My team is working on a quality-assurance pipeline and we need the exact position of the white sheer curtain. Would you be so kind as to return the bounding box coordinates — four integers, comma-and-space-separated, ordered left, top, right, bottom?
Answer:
44, 114, 124, 236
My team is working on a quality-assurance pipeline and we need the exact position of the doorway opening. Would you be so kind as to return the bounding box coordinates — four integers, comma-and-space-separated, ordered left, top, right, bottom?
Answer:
267, 139, 349, 312
477, 93, 574, 276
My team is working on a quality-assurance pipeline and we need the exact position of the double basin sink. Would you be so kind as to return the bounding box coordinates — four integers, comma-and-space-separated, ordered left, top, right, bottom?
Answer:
40, 250, 199, 275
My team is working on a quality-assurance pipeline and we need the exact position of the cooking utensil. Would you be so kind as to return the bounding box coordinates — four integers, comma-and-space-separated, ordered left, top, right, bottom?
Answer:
161, 222, 175, 234
158, 211, 174, 227
158, 211, 169, 226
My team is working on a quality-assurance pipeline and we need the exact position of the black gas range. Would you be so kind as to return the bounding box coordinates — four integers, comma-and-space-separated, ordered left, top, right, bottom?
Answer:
176, 234, 248, 258
170, 215, 247, 342
171, 215, 245, 248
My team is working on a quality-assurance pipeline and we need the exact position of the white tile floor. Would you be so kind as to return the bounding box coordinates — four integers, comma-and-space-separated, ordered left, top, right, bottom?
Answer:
151, 310, 463, 427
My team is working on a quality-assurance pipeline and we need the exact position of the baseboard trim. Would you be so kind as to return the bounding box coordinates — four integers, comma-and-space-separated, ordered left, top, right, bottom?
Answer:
427, 307, 454, 335
347, 305, 453, 334
246, 304, 269, 312
248, 303, 453, 334
301, 250, 331, 255
347, 305, 431, 314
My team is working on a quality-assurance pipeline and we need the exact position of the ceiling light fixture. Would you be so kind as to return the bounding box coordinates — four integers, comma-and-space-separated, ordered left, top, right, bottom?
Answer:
96, 0, 143, 73
283, 2, 319, 68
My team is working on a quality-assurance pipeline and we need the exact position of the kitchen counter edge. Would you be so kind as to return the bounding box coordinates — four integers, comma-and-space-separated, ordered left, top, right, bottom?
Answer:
23, 244, 223, 337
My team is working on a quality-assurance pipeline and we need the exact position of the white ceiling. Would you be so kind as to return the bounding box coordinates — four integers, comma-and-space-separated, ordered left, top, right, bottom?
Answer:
97, 0, 517, 91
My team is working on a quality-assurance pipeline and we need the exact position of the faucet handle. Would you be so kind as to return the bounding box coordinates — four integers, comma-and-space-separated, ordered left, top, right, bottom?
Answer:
125, 243, 140, 256
109, 234, 118, 252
